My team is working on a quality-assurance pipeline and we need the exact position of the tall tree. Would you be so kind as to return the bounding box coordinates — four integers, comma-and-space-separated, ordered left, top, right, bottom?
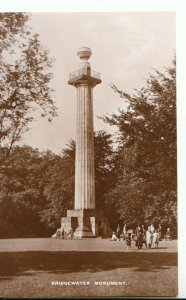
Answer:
94, 131, 117, 209
40, 141, 75, 230
103, 58, 176, 231
0, 13, 57, 167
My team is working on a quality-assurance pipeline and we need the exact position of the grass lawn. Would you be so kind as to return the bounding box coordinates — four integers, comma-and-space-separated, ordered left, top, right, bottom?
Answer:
0, 238, 178, 297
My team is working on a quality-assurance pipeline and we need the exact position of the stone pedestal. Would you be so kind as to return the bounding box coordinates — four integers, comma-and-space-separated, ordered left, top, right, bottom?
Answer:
61, 209, 111, 239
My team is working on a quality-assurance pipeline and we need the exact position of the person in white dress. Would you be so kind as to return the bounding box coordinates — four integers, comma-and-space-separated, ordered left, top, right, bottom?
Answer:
146, 227, 152, 248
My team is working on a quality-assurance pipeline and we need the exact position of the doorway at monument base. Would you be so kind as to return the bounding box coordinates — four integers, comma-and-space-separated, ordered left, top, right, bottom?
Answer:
61, 209, 112, 238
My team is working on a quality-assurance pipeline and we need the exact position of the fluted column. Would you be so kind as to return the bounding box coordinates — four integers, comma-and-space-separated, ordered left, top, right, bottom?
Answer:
75, 83, 95, 209
68, 47, 101, 213
62, 47, 111, 238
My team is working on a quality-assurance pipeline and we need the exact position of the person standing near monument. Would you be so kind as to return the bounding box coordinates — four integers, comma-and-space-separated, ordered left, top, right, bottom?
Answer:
157, 224, 162, 240
142, 224, 147, 248
116, 224, 121, 239
125, 232, 132, 250
123, 223, 127, 238
146, 226, 153, 248
135, 225, 143, 250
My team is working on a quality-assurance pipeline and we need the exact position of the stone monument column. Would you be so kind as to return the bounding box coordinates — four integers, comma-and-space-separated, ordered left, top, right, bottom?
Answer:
61, 47, 110, 238
72, 48, 99, 210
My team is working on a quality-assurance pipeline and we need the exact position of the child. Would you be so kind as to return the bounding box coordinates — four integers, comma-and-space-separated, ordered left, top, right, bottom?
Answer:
125, 232, 132, 250
153, 230, 159, 248
131, 229, 135, 241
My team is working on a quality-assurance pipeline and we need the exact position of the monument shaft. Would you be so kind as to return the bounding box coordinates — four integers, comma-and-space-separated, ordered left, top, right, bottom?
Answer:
75, 84, 95, 209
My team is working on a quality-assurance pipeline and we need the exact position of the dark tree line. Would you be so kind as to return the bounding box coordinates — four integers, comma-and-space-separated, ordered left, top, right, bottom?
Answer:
0, 132, 115, 237
0, 13, 176, 237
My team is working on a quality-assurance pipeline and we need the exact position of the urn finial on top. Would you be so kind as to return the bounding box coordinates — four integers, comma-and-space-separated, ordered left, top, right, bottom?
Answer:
77, 47, 92, 61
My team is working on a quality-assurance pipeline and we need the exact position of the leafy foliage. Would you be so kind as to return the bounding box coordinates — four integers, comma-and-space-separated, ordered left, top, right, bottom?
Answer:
94, 131, 116, 210
39, 141, 75, 229
0, 13, 57, 167
102, 57, 177, 232
0, 146, 52, 237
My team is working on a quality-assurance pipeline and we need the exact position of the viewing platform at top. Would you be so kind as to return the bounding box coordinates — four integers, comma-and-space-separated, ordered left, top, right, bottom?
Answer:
68, 67, 102, 87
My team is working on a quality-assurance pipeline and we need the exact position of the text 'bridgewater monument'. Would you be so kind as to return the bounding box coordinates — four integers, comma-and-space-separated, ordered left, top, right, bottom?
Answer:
61, 47, 110, 238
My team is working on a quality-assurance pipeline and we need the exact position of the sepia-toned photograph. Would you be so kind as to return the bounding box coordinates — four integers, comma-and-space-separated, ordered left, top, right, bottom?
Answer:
0, 6, 180, 298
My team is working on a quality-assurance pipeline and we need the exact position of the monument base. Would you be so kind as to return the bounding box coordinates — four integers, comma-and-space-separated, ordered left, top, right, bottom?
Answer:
61, 209, 111, 239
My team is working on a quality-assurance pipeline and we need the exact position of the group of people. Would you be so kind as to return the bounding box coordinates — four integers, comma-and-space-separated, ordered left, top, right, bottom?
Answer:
51, 227, 74, 239
134, 224, 160, 250
52, 222, 172, 245
111, 223, 171, 250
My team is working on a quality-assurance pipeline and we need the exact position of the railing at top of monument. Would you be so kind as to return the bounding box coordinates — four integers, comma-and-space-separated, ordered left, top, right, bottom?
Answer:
69, 68, 101, 80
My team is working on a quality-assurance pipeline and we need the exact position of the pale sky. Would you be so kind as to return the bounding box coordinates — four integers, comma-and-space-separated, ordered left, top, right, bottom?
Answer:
20, 12, 176, 153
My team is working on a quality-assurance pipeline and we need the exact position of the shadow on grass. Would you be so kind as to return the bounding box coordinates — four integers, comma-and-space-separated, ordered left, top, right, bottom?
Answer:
0, 251, 177, 281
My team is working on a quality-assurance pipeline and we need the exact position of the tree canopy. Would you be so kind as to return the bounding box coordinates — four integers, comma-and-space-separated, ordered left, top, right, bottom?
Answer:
0, 13, 57, 167
103, 57, 176, 231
